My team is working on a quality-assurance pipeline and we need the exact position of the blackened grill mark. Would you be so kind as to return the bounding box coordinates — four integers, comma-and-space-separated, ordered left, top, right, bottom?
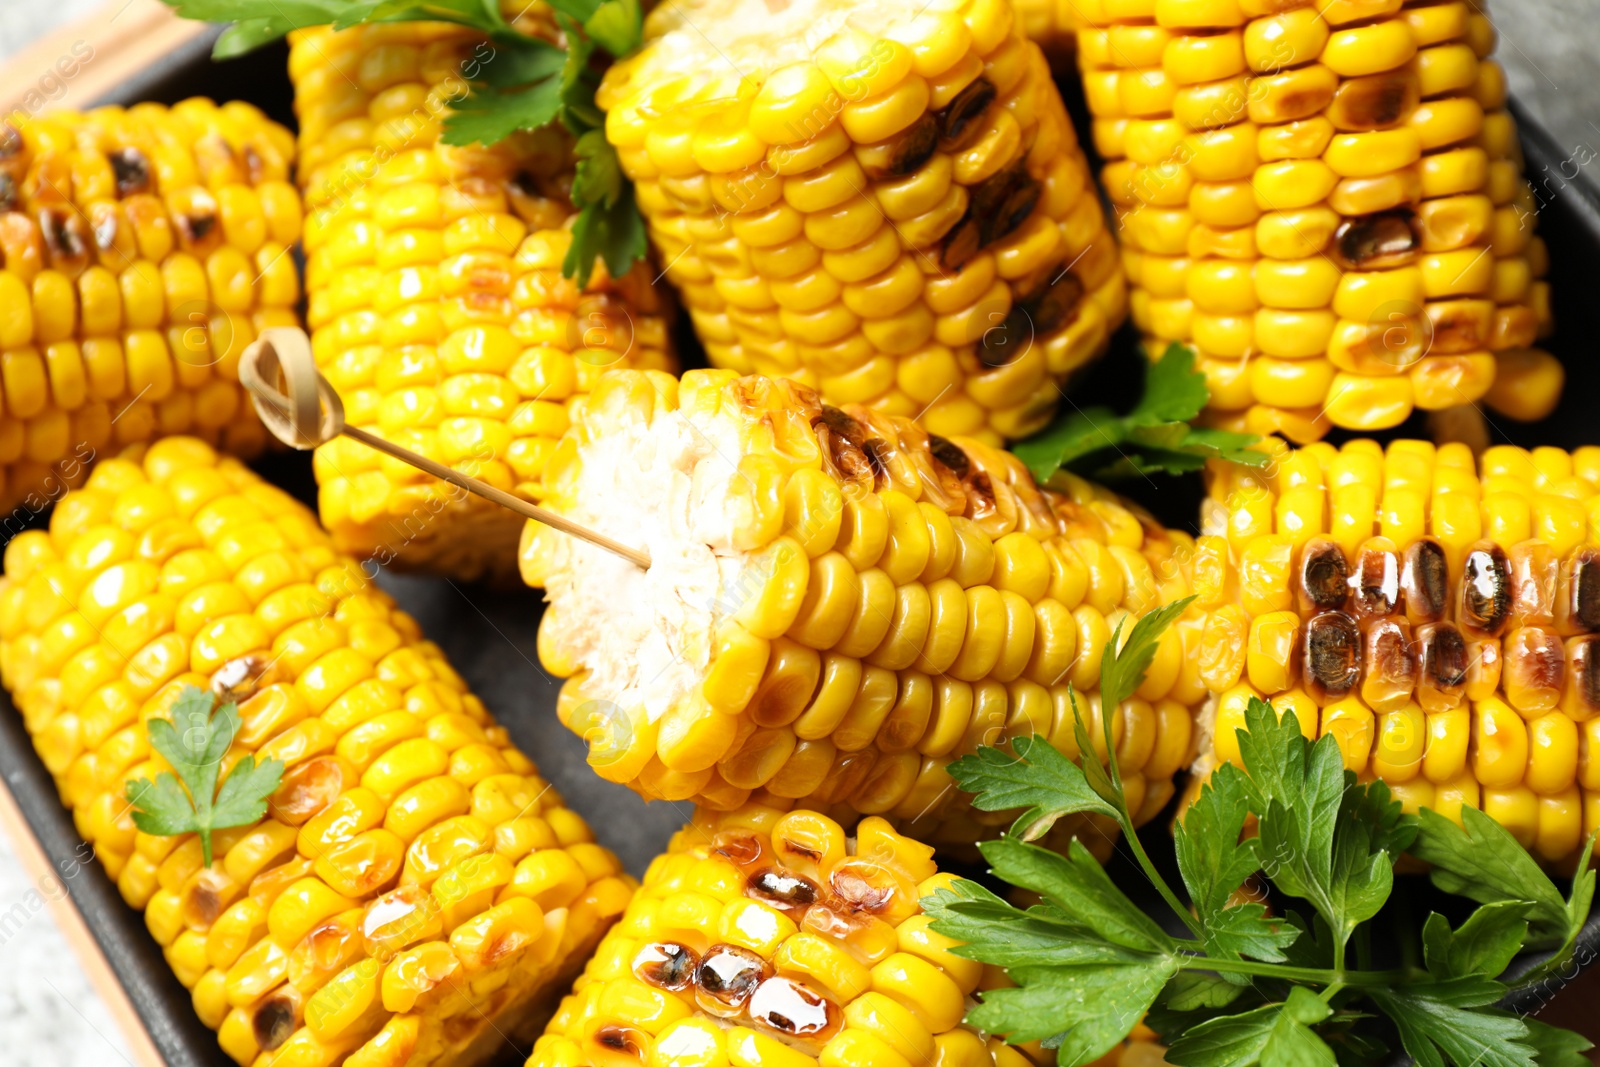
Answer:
108, 147, 152, 197
0, 174, 15, 213
1299, 539, 1351, 612
746, 867, 819, 910
938, 78, 996, 145
1461, 545, 1511, 636
1571, 549, 1600, 632
860, 439, 890, 480
1421, 622, 1469, 689
252, 997, 295, 1051
634, 942, 699, 990
1304, 612, 1361, 702
1402, 539, 1449, 623
928, 435, 970, 477
1334, 210, 1418, 269
884, 113, 938, 177
39, 207, 89, 270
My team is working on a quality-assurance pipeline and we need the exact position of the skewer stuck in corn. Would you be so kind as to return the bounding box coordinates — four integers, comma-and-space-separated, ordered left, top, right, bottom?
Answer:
597, 0, 1125, 444
0, 437, 633, 1066
1192, 439, 1600, 863
522, 368, 1202, 842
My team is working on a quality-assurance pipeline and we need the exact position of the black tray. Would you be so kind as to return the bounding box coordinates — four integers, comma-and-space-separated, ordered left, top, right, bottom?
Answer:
1, 32, 1597, 1067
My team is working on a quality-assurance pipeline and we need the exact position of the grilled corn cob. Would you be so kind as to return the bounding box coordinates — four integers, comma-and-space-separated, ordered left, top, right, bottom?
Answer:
596, 0, 1125, 445
293, 18, 675, 581
1191, 438, 1600, 863
0, 437, 633, 1067
527, 803, 1174, 1067
521, 368, 1200, 841
0, 99, 301, 514
1076, 0, 1558, 441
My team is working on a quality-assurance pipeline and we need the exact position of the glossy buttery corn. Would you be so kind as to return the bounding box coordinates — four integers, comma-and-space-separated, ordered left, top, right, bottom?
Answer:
521, 369, 1200, 842
1191, 439, 1600, 863
0, 438, 633, 1067
527, 803, 1174, 1067
598, 0, 1125, 446
0, 99, 301, 513
1077, 0, 1559, 441
293, 18, 675, 580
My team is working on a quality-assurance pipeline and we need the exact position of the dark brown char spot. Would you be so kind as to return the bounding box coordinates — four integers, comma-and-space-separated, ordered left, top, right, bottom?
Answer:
176, 209, 217, 246
883, 113, 938, 178
0, 173, 16, 213
695, 944, 769, 1009
1420, 622, 1469, 690
939, 77, 997, 146
1506, 627, 1564, 695
1304, 612, 1360, 702
749, 976, 838, 1039
1299, 538, 1351, 612
1328, 71, 1419, 131
252, 995, 296, 1051
979, 303, 1031, 367
108, 147, 152, 197
940, 216, 982, 270
1364, 617, 1417, 692
633, 941, 699, 990
595, 1026, 645, 1056
1571, 548, 1600, 632
1569, 636, 1600, 715
746, 866, 820, 910
39, 207, 89, 270
928, 435, 970, 478
713, 831, 763, 867
973, 166, 1029, 247
1022, 271, 1083, 337
860, 438, 890, 481
0, 124, 19, 158
1334, 210, 1418, 269
1460, 545, 1511, 637
1402, 539, 1449, 623
1352, 547, 1400, 617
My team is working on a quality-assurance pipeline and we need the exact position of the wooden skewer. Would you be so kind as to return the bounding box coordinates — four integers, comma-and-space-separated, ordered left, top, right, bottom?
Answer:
238, 328, 652, 570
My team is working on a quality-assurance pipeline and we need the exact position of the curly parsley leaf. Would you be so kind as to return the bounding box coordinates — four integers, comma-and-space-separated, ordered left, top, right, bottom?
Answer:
124, 686, 283, 867
1011, 344, 1267, 482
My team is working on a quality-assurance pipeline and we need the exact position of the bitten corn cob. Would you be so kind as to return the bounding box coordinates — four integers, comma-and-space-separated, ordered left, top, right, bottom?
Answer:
597, 0, 1125, 445
1076, 0, 1559, 441
0, 437, 633, 1067
1191, 438, 1600, 864
521, 368, 1201, 842
0, 99, 301, 514
293, 17, 675, 581
527, 803, 1174, 1067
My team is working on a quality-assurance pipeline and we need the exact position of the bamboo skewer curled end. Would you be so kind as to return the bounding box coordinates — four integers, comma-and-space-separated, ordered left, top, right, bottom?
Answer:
238, 327, 653, 570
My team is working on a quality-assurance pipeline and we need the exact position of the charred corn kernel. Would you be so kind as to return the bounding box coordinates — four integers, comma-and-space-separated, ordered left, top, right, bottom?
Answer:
1075, 2, 1555, 440
530, 370, 1204, 847
598, 0, 1123, 448
291, 19, 674, 581
528, 807, 1120, 1067
1191, 439, 1600, 862
0, 438, 632, 1066
0, 100, 300, 511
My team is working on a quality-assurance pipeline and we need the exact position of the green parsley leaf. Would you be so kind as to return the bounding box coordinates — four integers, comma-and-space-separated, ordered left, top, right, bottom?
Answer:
983, 836, 1177, 953
1167, 988, 1336, 1067
1175, 762, 1295, 963
124, 685, 284, 866
969, 961, 1180, 1066
1421, 902, 1531, 981
440, 75, 564, 147
948, 734, 1118, 841
1410, 807, 1574, 944
1101, 598, 1193, 713
1524, 1020, 1596, 1067
1012, 344, 1268, 483
1368, 979, 1532, 1067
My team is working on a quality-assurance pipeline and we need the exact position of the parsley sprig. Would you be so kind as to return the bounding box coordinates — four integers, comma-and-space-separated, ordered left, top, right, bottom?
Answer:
1012, 343, 1268, 482
162, 0, 646, 285
124, 685, 284, 866
927, 603, 1596, 1067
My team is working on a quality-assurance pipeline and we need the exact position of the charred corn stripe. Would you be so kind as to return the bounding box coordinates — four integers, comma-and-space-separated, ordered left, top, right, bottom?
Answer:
523, 368, 1201, 843
1076, 0, 1556, 442
0, 99, 302, 514
1192, 438, 1600, 863
0, 437, 633, 1067
290, 19, 674, 581
528, 805, 1171, 1067
596, 0, 1125, 446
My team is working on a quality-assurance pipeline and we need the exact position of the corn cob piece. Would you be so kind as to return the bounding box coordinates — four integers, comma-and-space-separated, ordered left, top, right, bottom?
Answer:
596, 0, 1125, 446
527, 802, 1174, 1067
521, 367, 1201, 843
0, 437, 634, 1067
293, 18, 676, 581
1190, 438, 1600, 863
1076, 0, 1558, 442
0, 98, 301, 515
